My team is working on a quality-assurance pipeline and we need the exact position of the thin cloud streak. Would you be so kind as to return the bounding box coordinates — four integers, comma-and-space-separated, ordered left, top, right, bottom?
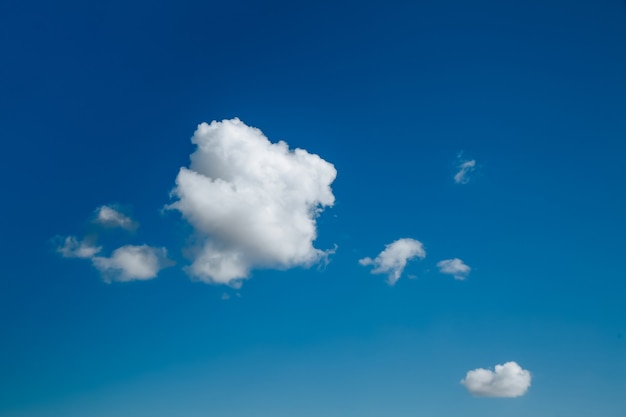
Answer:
454, 159, 476, 184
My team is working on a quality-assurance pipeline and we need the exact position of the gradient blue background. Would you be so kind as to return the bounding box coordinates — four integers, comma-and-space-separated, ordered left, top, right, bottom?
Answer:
1, 0, 625, 415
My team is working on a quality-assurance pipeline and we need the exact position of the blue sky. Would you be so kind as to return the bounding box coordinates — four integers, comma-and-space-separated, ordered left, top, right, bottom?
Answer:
1, 0, 626, 415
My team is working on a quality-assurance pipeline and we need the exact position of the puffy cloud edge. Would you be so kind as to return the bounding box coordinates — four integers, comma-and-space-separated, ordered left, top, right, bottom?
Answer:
359, 238, 426, 285
461, 361, 531, 398
94, 205, 138, 231
167, 118, 337, 286
92, 244, 172, 283
437, 258, 471, 280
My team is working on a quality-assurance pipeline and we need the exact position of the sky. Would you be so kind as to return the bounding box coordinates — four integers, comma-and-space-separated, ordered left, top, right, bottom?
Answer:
1, 0, 626, 415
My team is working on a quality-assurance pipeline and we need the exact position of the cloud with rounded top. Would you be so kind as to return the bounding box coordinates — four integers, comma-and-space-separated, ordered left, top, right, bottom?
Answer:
437, 258, 471, 280
461, 361, 531, 398
92, 245, 170, 282
359, 238, 425, 285
55, 205, 169, 283
94, 205, 137, 231
167, 118, 337, 287
56, 236, 101, 259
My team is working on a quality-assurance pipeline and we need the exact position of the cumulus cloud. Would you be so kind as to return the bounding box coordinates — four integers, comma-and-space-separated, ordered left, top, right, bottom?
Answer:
167, 118, 337, 286
95, 205, 137, 231
359, 238, 426, 285
454, 159, 476, 184
437, 258, 471, 280
461, 361, 531, 398
92, 245, 171, 282
56, 236, 102, 258
56, 205, 168, 282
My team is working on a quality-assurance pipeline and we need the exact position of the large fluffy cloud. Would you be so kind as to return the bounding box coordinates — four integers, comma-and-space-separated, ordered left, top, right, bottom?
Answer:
95, 205, 137, 231
359, 238, 425, 285
437, 258, 471, 280
461, 361, 531, 398
92, 245, 170, 282
168, 118, 337, 286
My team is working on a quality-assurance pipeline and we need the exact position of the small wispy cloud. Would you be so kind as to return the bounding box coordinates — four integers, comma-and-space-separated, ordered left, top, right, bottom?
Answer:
56, 236, 101, 259
92, 245, 171, 283
359, 238, 426, 285
461, 361, 531, 398
454, 158, 476, 184
94, 205, 137, 231
437, 258, 471, 280
55, 206, 169, 282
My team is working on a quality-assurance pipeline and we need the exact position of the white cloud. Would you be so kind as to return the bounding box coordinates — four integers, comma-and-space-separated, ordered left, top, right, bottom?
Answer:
461, 361, 531, 398
167, 118, 337, 286
56, 236, 102, 258
437, 258, 471, 280
454, 159, 476, 184
95, 205, 137, 230
359, 238, 426, 285
56, 206, 169, 282
92, 245, 170, 282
